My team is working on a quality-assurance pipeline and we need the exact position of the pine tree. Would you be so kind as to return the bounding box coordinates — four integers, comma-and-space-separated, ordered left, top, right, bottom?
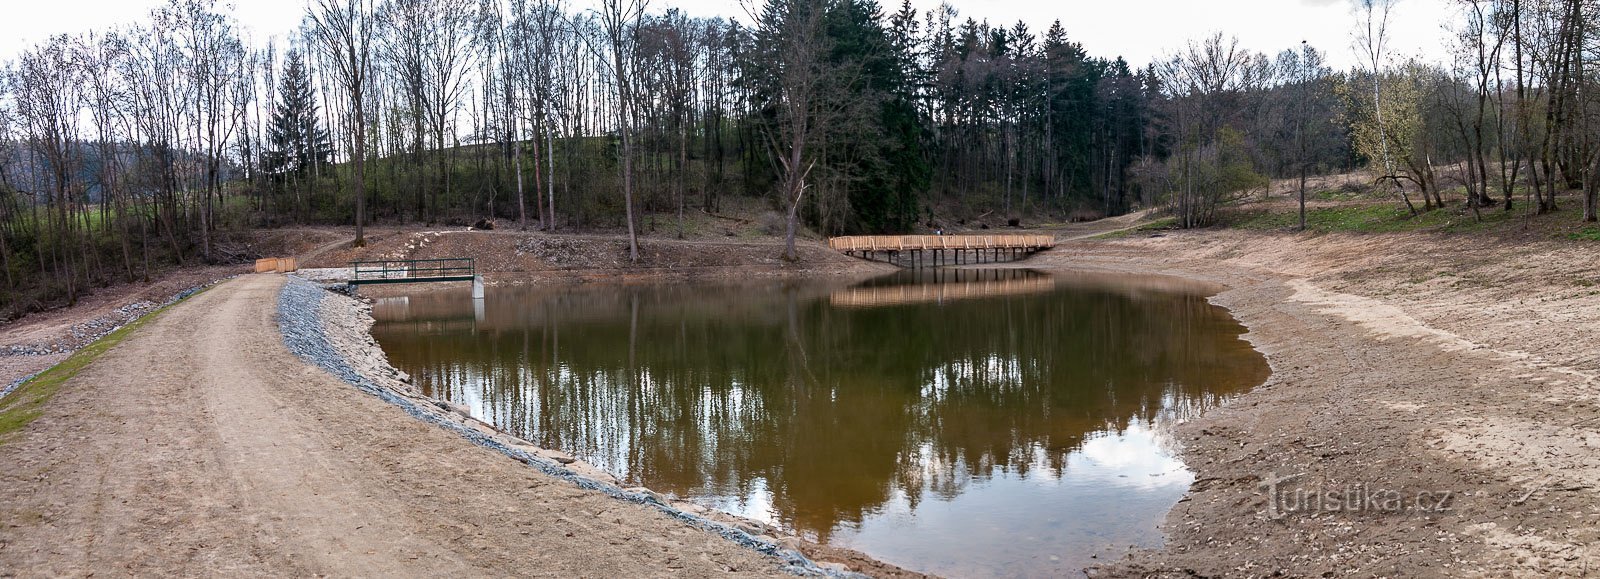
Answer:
263, 50, 333, 182
829, 0, 928, 233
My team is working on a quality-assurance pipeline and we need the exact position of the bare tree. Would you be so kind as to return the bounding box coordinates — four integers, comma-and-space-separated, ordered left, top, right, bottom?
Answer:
1451, 0, 1504, 209
1354, 0, 1397, 178
308, 0, 377, 246
14, 36, 86, 302
748, 0, 830, 261
595, 0, 647, 261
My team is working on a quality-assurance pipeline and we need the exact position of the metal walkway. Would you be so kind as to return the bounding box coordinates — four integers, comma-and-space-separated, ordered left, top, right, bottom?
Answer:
349, 258, 476, 285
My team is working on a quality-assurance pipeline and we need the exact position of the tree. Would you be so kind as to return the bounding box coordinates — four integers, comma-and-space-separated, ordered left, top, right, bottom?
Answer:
308, 0, 377, 247
1277, 42, 1340, 230
597, 0, 648, 262
827, 0, 929, 234
13, 36, 86, 302
749, 0, 833, 260
1354, 0, 1397, 180
1150, 32, 1268, 228
263, 50, 334, 187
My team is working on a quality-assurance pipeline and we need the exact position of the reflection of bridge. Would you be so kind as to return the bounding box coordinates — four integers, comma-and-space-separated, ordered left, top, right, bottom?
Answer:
831, 272, 1057, 308
828, 235, 1055, 268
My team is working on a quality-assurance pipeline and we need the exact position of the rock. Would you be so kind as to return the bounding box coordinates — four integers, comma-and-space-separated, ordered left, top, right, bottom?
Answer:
540, 450, 578, 464
817, 562, 850, 574
777, 536, 806, 552
571, 465, 618, 485
625, 486, 668, 503
735, 520, 773, 536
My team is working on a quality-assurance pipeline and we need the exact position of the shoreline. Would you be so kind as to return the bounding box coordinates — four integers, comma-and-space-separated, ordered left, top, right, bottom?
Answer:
281, 275, 918, 578
1045, 231, 1600, 576
9, 223, 1599, 575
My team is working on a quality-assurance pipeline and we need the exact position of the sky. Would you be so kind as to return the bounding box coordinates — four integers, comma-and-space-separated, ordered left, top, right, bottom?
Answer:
0, 0, 1456, 70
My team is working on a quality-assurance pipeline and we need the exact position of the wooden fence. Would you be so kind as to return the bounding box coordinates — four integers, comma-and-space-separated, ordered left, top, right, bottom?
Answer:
254, 257, 298, 273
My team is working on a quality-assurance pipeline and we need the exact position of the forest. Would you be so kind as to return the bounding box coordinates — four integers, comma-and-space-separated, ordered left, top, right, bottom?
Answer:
0, 0, 1593, 315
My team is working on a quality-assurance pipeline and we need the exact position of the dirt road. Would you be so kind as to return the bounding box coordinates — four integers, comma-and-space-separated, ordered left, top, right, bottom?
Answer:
0, 274, 783, 577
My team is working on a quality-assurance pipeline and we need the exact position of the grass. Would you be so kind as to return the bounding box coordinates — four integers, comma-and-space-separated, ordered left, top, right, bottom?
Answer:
0, 287, 207, 444
1227, 203, 1516, 234
1312, 188, 1380, 202
1092, 216, 1177, 239
1566, 227, 1600, 242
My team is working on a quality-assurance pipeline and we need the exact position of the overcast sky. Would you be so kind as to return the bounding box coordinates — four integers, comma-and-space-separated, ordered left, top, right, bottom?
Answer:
0, 0, 1455, 70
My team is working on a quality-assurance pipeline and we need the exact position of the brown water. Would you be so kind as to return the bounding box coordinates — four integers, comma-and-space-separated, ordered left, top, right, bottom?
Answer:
369, 269, 1269, 577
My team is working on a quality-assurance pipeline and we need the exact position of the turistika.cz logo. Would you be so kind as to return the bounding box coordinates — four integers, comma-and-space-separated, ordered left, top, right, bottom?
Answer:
1258, 472, 1454, 519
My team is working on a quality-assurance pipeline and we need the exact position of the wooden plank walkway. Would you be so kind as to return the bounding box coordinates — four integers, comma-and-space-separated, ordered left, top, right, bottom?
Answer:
828, 234, 1055, 268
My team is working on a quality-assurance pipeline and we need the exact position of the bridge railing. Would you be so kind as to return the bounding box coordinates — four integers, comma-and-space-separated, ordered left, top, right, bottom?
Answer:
350, 257, 476, 284
828, 234, 1055, 252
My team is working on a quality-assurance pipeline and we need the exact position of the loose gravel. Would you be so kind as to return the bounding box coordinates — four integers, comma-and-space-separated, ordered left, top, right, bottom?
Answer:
0, 371, 41, 400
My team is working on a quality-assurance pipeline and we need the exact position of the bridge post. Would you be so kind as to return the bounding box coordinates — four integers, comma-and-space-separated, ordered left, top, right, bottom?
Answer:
472, 275, 485, 300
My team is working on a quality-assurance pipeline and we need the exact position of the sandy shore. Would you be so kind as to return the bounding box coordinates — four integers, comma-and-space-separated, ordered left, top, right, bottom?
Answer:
1044, 230, 1600, 577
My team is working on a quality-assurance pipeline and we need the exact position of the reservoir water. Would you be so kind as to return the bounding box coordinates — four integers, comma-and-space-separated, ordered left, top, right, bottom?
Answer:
369, 269, 1269, 577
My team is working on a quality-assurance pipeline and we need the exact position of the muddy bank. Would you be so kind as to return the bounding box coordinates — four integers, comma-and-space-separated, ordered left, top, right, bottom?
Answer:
1022, 231, 1600, 577
285, 275, 922, 578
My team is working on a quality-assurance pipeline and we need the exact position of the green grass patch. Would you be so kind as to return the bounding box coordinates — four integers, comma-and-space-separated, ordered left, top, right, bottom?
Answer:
0, 287, 207, 444
1566, 227, 1600, 242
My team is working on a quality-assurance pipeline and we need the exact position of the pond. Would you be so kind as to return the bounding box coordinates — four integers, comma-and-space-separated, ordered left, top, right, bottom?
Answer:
368, 269, 1269, 577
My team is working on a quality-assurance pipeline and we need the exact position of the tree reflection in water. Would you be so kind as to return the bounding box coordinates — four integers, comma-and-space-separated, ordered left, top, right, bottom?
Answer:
370, 269, 1268, 576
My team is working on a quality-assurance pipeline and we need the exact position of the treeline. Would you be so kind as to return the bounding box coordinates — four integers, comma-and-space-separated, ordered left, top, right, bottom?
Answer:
1341, 0, 1600, 221
7, 0, 1589, 315
0, 0, 1182, 311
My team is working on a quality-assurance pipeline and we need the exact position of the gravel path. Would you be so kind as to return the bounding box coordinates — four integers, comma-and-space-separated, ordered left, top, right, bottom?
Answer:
0, 274, 790, 577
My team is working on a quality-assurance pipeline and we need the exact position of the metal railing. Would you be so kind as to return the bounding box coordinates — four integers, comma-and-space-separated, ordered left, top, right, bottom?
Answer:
350, 258, 476, 285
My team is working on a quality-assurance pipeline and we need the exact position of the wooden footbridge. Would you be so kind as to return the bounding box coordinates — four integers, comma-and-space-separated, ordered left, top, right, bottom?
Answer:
828, 235, 1055, 268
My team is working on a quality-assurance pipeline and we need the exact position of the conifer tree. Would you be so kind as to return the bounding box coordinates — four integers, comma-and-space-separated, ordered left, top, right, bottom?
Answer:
262, 50, 333, 183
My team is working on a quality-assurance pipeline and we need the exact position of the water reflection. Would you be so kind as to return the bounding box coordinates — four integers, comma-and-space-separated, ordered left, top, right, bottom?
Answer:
370, 269, 1268, 576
